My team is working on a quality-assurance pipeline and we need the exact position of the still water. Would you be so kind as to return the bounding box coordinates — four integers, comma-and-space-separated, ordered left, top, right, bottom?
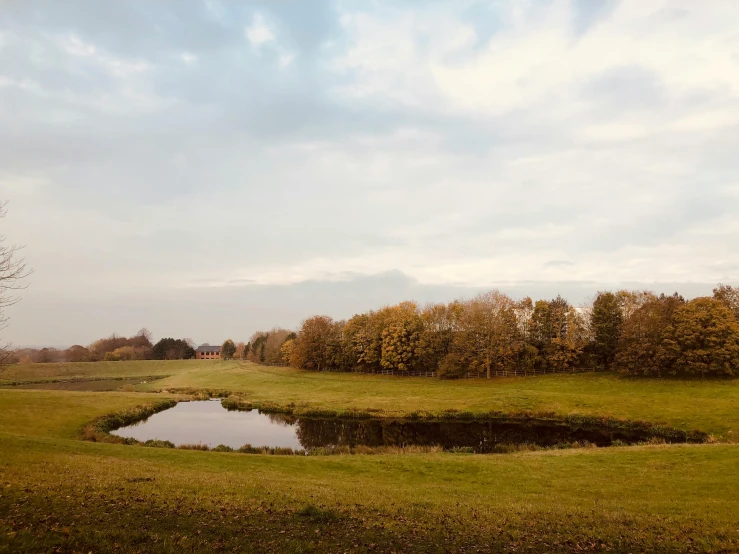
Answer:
111, 400, 657, 451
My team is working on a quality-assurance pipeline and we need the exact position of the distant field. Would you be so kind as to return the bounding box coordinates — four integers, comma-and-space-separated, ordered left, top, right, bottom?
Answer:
3, 360, 738, 436
0, 389, 737, 552
0, 359, 210, 384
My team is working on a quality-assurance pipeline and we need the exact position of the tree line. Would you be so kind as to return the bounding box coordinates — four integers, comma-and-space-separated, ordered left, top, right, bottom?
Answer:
280, 285, 739, 378
9, 330, 197, 364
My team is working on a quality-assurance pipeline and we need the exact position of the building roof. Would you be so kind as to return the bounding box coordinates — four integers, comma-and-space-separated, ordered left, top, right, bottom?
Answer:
196, 344, 221, 353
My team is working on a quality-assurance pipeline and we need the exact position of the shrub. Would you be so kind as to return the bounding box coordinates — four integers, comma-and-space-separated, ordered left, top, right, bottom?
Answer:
221, 397, 252, 411
142, 439, 175, 449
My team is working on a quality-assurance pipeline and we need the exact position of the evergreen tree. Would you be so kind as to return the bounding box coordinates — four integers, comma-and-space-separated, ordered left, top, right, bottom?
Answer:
221, 339, 236, 360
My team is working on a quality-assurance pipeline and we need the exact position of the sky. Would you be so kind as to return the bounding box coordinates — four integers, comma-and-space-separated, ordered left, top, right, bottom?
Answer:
2, 0, 739, 347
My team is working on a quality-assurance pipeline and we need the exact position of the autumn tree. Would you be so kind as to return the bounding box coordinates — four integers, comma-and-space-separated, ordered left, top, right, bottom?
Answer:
342, 308, 394, 371
291, 316, 334, 371
614, 293, 682, 376
380, 302, 423, 372
664, 297, 739, 377
454, 291, 518, 378
88, 331, 153, 361
713, 284, 739, 322
64, 345, 90, 363
547, 306, 589, 370
529, 296, 578, 370
529, 299, 552, 357
616, 290, 654, 320
133, 328, 153, 348
511, 297, 540, 372
263, 328, 293, 364
591, 291, 623, 367
280, 339, 294, 365
324, 320, 351, 370
417, 301, 461, 372
35, 347, 60, 364
221, 339, 236, 360
343, 313, 373, 370
0, 202, 30, 365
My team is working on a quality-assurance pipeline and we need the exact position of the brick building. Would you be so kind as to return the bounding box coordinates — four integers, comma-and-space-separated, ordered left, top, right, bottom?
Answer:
195, 344, 221, 360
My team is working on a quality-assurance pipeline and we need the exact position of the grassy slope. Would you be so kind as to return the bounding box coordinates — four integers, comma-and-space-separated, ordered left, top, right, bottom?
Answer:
0, 389, 737, 552
0, 389, 179, 438
143, 362, 739, 436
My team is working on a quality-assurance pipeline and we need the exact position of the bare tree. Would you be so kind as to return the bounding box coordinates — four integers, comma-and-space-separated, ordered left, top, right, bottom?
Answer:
0, 202, 31, 365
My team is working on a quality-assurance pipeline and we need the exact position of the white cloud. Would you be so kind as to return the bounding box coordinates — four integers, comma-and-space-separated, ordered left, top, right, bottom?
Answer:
245, 14, 274, 47
278, 52, 295, 69
2, 0, 739, 344
334, 0, 739, 125
180, 51, 198, 65
580, 123, 652, 142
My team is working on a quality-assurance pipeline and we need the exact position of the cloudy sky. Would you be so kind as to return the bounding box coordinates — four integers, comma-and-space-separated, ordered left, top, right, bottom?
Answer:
2, 0, 739, 346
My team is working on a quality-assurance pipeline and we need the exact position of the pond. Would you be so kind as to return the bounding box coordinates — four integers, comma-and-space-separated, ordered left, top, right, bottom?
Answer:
111, 400, 664, 452
0, 378, 150, 391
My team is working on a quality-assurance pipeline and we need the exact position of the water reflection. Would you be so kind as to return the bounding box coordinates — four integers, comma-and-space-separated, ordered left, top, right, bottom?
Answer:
267, 414, 650, 452
111, 400, 657, 451
112, 400, 302, 449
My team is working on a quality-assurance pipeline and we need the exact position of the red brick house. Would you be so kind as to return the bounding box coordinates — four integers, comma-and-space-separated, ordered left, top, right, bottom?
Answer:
195, 344, 221, 360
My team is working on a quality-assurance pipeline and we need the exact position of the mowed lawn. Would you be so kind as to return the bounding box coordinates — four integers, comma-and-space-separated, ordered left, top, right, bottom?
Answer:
0, 389, 737, 552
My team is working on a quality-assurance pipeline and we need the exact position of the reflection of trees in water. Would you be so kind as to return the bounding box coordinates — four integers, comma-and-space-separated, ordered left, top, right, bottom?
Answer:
265, 413, 298, 428
291, 418, 650, 452
295, 419, 384, 449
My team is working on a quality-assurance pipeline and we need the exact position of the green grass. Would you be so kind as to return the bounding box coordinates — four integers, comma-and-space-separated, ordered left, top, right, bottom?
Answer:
0, 359, 211, 384
0, 390, 737, 552
1, 362, 738, 551
139, 361, 739, 437
0, 389, 179, 439
5, 360, 739, 435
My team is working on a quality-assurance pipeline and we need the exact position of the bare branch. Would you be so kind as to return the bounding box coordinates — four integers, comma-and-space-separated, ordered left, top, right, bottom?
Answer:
0, 201, 32, 363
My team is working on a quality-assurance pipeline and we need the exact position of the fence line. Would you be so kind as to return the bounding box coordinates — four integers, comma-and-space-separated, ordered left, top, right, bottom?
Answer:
252, 360, 606, 378
461, 366, 604, 379
325, 366, 604, 378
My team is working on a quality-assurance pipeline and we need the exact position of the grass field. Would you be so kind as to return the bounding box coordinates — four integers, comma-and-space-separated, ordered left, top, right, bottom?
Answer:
6, 360, 735, 435
1, 361, 738, 552
0, 359, 196, 384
